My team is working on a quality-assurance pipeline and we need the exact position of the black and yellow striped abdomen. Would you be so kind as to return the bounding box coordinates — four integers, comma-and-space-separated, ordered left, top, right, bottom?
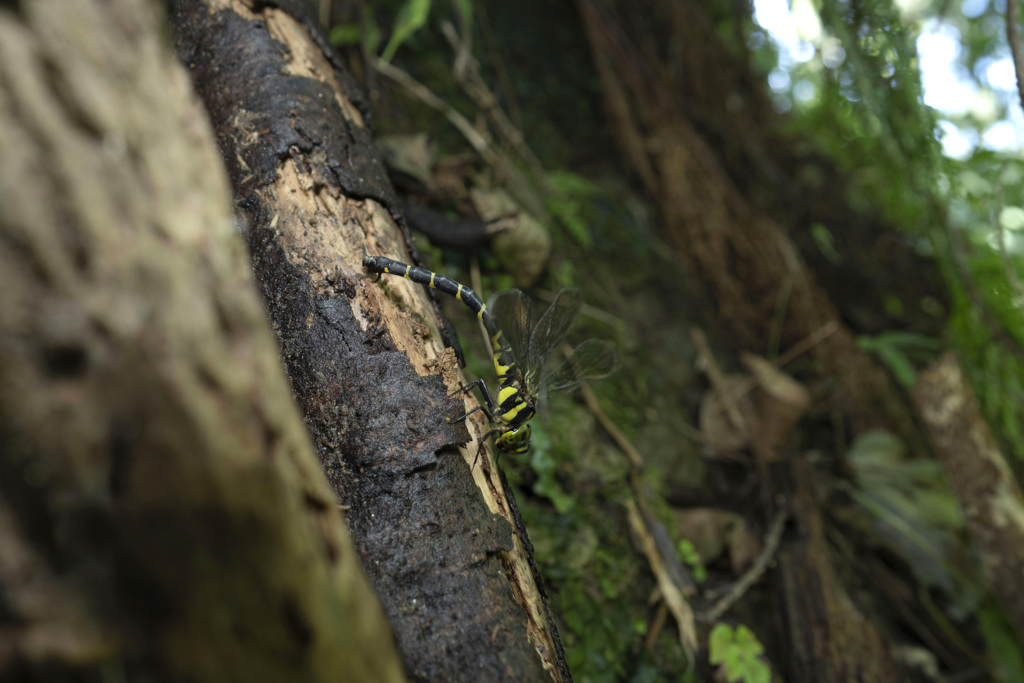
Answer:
363, 255, 490, 324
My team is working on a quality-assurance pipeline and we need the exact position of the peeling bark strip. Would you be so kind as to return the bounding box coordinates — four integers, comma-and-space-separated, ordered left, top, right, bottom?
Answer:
168, 1, 569, 680
914, 354, 1024, 640
0, 0, 403, 681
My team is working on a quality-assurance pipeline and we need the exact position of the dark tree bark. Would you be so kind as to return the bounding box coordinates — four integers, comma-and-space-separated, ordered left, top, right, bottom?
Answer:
0, 0, 403, 681
168, 1, 570, 681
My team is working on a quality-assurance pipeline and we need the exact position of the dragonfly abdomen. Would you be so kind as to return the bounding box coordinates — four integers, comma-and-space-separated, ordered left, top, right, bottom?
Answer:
363, 255, 512, 361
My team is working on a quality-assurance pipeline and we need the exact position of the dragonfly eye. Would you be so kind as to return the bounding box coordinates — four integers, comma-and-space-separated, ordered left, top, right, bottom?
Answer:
498, 424, 531, 453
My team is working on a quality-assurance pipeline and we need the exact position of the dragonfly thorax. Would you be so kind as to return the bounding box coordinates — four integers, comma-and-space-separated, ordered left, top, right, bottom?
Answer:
495, 380, 535, 427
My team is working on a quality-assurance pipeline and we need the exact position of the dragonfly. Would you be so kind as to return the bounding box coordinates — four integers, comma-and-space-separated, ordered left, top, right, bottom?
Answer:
363, 255, 618, 464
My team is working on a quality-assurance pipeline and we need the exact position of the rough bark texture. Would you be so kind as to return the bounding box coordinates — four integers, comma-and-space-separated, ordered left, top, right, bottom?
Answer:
0, 1, 404, 681
914, 353, 1024, 641
168, 1, 570, 680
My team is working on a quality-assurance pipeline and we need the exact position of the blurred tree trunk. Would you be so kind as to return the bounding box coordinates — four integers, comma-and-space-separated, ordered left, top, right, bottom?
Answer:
573, 0, 936, 679
0, 1, 404, 681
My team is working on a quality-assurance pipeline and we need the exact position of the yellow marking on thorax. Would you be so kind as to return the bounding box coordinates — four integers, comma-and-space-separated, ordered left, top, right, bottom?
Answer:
501, 402, 527, 423
498, 386, 519, 405
490, 332, 505, 353
493, 355, 511, 376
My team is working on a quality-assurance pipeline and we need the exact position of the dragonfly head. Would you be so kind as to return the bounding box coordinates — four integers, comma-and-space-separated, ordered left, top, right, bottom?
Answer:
497, 424, 531, 454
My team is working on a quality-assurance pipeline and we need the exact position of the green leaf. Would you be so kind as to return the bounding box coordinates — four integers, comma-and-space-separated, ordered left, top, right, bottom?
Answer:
748, 659, 772, 683
362, 13, 381, 55
811, 223, 843, 264
978, 606, 1024, 683
677, 539, 700, 565
734, 625, 764, 656
856, 333, 935, 389
708, 623, 733, 664
724, 660, 745, 683
328, 23, 362, 46
380, 0, 432, 63
545, 170, 598, 248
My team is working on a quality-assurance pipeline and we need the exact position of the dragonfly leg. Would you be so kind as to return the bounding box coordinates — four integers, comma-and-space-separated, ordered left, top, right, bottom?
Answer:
448, 378, 498, 417
449, 404, 489, 424
471, 427, 501, 470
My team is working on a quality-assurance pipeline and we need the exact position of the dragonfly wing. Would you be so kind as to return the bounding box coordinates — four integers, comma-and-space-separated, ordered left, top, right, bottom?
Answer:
527, 288, 582, 387
489, 289, 532, 370
543, 338, 619, 394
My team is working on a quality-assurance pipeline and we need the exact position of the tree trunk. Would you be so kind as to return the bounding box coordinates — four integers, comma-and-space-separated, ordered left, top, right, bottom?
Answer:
168, 1, 570, 680
0, 0, 403, 681
914, 354, 1024, 641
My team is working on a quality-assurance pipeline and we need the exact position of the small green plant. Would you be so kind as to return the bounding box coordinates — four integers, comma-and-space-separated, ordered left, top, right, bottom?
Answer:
708, 623, 771, 683
328, 0, 431, 63
856, 331, 942, 389
545, 170, 598, 249
676, 539, 707, 583
379, 0, 431, 63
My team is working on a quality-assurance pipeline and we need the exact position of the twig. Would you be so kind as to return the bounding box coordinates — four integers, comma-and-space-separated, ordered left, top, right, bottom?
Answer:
700, 507, 788, 622
534, 288, 628, 332
372, 57, 497, 164
766, 276, 793, 361
644, 602, 669, 651
625, 500, 699, 667
691, 327, 749, 434
440, 21, 548, 184
580, 381, 644, 469
775, 320, 840, 369
476, 1, 524, 131
372, 55, 546, 220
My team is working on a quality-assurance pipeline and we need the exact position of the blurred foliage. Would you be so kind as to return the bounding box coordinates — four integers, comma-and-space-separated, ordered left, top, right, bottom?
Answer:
841, 429, 981, 617
978, 604, 1024, 683
545, 170, 600, 249
765, 0, 944, 231
747, 0, 1024, 465
944, 155, 1024, 459
750, 0, 1024, 668
856, 331, 943, 388
708, 624, 771, 683
675, 539, 707, 584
